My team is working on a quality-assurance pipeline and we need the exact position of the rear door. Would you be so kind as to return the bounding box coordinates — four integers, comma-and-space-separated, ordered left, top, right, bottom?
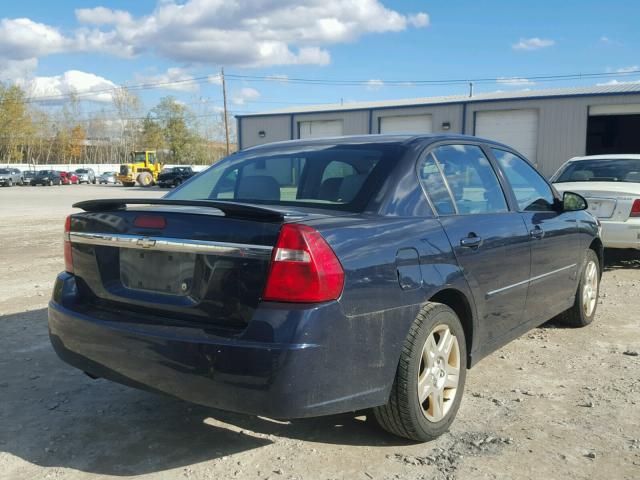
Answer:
418, 144, 531, 346
491, 148, 580, 323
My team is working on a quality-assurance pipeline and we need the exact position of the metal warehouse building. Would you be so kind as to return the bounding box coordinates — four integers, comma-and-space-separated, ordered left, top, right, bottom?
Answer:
236, 83, 640, 177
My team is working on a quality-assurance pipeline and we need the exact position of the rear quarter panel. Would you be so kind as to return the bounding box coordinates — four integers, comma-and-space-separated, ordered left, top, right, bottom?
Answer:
307, 214, 475, 402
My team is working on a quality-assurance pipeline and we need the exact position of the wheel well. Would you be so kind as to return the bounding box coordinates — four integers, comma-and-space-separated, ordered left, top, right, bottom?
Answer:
429, 288, 474, 365
588, 237, 604, 274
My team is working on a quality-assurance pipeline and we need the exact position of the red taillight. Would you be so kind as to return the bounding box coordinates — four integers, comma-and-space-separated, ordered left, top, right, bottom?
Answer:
64, 215, 73, 273
134, 215, 166, 229
631, 199, 640, 217
262, 224, 344, 303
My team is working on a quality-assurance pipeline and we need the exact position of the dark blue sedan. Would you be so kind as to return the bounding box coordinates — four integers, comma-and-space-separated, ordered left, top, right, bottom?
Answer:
48, 134, 602, 441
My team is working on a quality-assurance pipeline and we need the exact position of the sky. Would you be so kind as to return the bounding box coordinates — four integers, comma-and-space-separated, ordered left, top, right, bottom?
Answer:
1, 0, 639, 117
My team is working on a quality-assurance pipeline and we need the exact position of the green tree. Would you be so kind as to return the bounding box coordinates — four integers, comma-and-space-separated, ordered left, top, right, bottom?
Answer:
140, 115, 165, 151
0, 84, 33, 162
151, 96, 196, 163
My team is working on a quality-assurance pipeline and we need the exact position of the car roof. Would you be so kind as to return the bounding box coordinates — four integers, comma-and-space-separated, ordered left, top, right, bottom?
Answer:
568, 154, 640, 161
240, 133, 515, 153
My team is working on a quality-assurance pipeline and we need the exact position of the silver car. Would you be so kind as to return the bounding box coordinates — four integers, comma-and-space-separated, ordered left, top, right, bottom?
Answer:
552, 154, 640, 249
99, 172, 117, 184
0, 168, 23, 186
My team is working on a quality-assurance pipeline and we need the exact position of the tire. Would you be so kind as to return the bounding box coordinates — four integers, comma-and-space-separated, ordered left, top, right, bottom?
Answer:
556, 249, 600, 328
123, 182, 135, 187
373, 302, 467, 442
137, 172, 153, 187
7, 179, 12, 187
174, 178, 182, 188
48, 180, 53, 186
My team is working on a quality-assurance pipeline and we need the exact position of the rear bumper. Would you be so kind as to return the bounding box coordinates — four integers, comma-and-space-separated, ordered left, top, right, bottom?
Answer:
600, 219, 640, 249
48, 273, 397, 418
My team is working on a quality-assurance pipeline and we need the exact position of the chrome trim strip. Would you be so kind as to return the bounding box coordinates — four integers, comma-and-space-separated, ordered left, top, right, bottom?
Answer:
69, 232, 273, 259
486, 263, 577, 298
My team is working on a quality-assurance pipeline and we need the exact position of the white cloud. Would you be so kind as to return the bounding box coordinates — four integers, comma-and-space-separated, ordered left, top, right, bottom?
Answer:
66, 1, 428, 67
19, 70, 117, 103
616, 65, 639, 74
207, 74, 222, 85
408, 13, 430, 28
512, 37, 555, 51
75, 7, 133, 26
135, 67, 199, 92
232, 87, 260, 105
496, 77, 536, 87
265, 74, 289, 84
597, 79, 640, 86
365, 79, 384, 91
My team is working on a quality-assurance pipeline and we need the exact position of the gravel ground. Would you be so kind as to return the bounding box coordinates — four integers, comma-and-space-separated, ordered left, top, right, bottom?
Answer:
1, 185, 639, 480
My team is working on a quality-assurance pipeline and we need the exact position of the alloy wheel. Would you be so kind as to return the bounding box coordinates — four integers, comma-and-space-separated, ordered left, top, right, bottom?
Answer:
418, 324, 461, 422
582, 260, 598, 317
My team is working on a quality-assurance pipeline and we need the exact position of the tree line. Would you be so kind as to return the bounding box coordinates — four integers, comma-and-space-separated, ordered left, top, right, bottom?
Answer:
0, 83, 235, 166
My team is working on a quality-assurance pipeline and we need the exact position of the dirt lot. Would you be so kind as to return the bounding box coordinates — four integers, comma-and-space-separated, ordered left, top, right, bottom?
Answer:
1, 185, 639, 480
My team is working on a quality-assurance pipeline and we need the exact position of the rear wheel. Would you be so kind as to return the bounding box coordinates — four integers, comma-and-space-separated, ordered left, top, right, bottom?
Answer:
557, 249, 600, 327
137, 172, 153, 187
373, 302, 467, 441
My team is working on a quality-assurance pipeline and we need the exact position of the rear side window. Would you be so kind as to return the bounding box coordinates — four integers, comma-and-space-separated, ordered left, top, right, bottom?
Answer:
169, 144, 401, 212
419, 144, 508, 215
417, 154, 456, 214
492, 149, 555, 212
553, 158, 640, 183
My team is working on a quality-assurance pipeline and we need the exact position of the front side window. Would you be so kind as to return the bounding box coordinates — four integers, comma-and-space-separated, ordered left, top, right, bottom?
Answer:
492, 149, 555, 212
168, 144, 400, 212
424, 144, 508, 215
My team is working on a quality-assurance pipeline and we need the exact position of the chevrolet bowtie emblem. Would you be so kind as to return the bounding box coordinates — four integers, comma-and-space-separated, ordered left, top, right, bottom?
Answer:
137, 237, 156, 249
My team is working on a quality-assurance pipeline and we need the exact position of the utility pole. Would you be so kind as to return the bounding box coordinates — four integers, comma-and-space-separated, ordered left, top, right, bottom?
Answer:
221, 67, 230, 155
469, 82, 474, 98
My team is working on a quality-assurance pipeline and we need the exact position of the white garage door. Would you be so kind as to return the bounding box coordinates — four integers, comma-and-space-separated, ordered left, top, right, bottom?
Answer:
298, 120, 344, 139
380, 114, 433, 134
475, 109, 539, 162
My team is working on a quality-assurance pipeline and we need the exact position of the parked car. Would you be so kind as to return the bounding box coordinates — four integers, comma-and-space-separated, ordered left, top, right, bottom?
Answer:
552, 154, 640, 250
0, 168, 23, 186
49, 135, 602, 442
31, 170, 62, 186
60, 171, 79, 185
21, 170, 36, 185
157, 166, 196, 188
99, 172, 118, 184
75, 168, 96, 184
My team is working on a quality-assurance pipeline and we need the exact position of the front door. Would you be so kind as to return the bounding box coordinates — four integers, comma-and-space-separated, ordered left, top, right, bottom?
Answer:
418, 144, 531, 347
491, 149, 580, 324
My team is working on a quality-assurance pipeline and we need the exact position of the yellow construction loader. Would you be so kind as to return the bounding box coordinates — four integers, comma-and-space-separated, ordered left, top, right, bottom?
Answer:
117, 150, 162, 187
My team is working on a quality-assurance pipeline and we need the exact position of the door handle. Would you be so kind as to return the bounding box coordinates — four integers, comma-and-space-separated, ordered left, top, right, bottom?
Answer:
530, 226, 545, 239
460, 235, 482, 248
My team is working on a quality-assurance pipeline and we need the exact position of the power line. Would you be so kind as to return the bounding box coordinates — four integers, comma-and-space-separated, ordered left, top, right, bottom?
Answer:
17, 68, 640, 104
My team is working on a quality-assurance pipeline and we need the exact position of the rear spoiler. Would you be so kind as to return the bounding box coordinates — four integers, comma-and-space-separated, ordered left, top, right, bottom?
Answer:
72, 198, 285, 221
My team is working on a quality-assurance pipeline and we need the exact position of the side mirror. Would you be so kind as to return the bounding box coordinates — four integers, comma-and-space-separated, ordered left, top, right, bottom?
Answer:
562, 191, 588, 212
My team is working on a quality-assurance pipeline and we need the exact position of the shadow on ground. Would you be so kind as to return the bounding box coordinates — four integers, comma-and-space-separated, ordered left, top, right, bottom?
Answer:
0, 308, 404, 477
603, 248, 640, 271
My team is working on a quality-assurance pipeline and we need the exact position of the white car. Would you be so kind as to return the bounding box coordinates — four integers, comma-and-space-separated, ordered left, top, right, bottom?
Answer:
552, 155, 640, 249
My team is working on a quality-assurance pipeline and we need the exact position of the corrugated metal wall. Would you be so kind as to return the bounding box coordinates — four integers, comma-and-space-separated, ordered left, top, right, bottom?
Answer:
240, 115, 291, 149
238, 93, 640, 178
292, 110, 370, 138
372, 104, 464, 134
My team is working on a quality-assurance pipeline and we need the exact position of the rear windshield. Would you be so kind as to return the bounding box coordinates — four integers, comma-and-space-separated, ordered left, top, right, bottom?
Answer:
167, 143, 402, 212
554, 159, 640, 183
